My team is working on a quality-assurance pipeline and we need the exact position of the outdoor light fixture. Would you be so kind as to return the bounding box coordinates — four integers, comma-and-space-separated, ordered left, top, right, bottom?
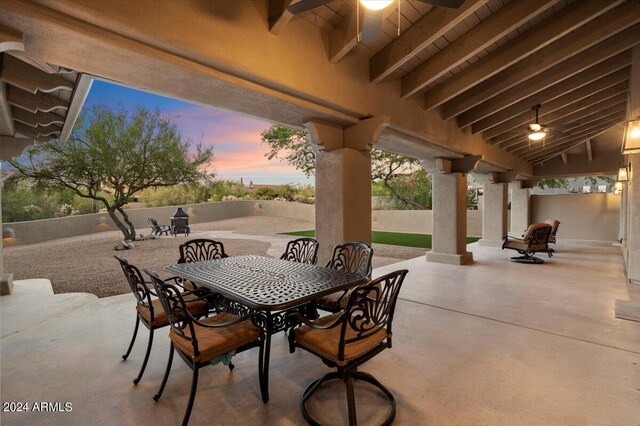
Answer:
615, 181, 623, 192
622, 118, 640, 154
97, 216, 109, 228
187, 207, 196, 217
617, 164, 630, 182
360, 0, 393, 10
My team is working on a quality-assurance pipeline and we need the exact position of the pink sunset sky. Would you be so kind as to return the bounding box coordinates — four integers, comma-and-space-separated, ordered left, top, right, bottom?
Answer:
84, 79, 313, 185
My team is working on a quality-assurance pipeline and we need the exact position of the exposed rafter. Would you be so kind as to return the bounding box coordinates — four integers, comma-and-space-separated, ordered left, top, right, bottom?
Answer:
7, 86, 69, 113
0, 24, 24, 53
369, 0, 487, 83
419, 0, 624, 106
400, 0, 558, 96
268, 0, 294, 35
12, 107, 64, 127
1, 54, 74, 93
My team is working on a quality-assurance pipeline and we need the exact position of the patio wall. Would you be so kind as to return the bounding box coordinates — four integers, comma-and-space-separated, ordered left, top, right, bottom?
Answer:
531, 193, 621, 241
1, 201, 483, 246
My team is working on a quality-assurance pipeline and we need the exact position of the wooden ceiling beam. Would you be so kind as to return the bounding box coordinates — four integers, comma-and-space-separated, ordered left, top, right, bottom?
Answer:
7, 86, 69, 113
12, 107, 64, 127
510, 106, 627, 154
1, 54, 73, 93
519, 115, 626, 161
586, 139, 593, 162
0, 24, 24, 53
421, 0, 624, 108
268, 0, 294, 35
483, 65, 630, 140
497, 93, 629, 150
0, 135, 34, 161
400, 0, 558, 97
528, 124, 621, 164
455, 23, 640, 128
445, 2, 640, 121
15, 121, 60, 138
369, 0, 487, 84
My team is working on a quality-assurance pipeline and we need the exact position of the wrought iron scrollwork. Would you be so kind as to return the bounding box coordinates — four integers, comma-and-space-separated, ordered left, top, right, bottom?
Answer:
179, 239, 228, 264
327, 241, 373, 278
280, 237, 319, 265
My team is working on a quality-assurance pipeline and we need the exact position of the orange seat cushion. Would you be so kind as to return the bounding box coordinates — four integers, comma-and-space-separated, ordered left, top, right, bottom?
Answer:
170, 313, 261, 363
136, 294, 208, 328
295, 313, 388, 366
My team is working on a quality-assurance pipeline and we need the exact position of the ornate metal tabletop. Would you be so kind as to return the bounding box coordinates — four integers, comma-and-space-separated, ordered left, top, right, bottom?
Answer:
165, 255, 368, 311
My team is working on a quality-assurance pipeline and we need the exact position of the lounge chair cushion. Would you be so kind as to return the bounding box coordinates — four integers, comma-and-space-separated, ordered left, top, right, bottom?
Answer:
136, 294, 208, 327
170, 313, 261, 363
295, 313, 388, 366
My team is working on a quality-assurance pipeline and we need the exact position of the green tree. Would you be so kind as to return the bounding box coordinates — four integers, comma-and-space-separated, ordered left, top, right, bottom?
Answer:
10, 105, 213, 241
536, 178, 569, 190
261, 124, 425, 209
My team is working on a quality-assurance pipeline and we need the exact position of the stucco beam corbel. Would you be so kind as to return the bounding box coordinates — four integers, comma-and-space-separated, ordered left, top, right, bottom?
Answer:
344, 116, 390, 151
0, 25, 24, 53
304, 119, 344, 152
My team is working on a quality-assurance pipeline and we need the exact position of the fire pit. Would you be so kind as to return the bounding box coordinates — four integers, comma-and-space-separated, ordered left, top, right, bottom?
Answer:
170, 207, 190, 237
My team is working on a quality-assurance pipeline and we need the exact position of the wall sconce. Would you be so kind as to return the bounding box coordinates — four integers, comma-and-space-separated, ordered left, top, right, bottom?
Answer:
2, 227, 16, 243
187, 207, 196, 217
97, 216, 109, 228
617, 163, 630, 182
254, 202, 262, 212
614, 181, 623, 192
476, 188, 484, 197
622, 118, 640, 154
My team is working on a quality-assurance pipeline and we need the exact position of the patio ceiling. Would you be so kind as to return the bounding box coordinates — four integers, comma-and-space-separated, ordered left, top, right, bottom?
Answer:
273, 0, 638, 166
0, 51, 91, 161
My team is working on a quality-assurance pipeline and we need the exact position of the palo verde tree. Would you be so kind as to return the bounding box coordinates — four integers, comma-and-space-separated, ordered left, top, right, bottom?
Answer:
261, 124, 426, 209
10, 105, 213, 242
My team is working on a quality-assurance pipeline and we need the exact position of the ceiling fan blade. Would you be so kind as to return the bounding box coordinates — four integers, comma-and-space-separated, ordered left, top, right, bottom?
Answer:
287, 0, 332, 14
361, 9, 384, 44
416, 0, 466, 8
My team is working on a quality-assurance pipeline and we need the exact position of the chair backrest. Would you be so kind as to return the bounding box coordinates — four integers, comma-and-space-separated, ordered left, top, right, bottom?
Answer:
280, 237, 319, 265
523, 223, 553, 246
545, 219, 561, 236
147, 217, 160, 231
326, 241, 373, 278
337, 269, 408, 361
145, 270, 201, 358
114, 255, 156, 318
179, 239, 228, 264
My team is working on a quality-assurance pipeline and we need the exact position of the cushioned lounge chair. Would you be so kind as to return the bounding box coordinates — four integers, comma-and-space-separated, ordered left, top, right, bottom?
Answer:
502, 223, 553, 264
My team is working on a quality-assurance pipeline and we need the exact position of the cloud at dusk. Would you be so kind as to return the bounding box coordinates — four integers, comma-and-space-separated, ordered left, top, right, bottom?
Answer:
83, 79, 313, 185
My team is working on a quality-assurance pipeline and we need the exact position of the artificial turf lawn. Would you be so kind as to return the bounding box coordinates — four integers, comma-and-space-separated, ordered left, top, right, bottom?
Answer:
282, 230, 480, 249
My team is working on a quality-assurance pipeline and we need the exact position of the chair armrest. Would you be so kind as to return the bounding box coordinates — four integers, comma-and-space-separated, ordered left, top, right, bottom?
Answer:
191, 313, 255, 329
287, 311, 346, 330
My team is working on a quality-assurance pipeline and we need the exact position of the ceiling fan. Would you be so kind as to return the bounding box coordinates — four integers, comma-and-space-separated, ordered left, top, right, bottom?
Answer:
288, 0, 466, 43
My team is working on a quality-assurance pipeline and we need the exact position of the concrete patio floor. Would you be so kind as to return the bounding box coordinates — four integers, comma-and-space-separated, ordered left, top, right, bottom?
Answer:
1, 241, 639, 425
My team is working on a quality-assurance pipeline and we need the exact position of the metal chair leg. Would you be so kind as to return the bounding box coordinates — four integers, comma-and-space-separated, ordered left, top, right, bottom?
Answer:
258, 337, 270, 403
133, 328, 154, 385
345, 375, 358, 426
182, 366, 199, 426
153, 343, 174, 401
122, 315, 140, 360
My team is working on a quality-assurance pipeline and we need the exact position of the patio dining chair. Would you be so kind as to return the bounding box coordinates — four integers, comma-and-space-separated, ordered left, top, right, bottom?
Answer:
178, 239, 229, 264
145, 270, 266, 426
315, 241, 373, 313
147, 217, 170, 236
280, 237, 319, 265
545, 219, 561, 246
502, 223, 553, 264
115, 256, 209, 385
288, 269, 408, 426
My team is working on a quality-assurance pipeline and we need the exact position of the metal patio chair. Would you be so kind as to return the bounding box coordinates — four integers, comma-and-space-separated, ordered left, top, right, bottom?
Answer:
145, 270, 266, 426
502, 223, 553, 264
288, 269, 409, 426
115, 256, 208, 384
315, 241, 373, 313
280, 237, 319, 265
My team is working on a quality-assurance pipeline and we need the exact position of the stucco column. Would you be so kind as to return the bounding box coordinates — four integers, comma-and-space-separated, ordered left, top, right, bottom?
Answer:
510, 181, 530, 236
425, 167, 473, 265
307, 118, 386, 264
626, 156, 640, 283
478, 181, 508, 247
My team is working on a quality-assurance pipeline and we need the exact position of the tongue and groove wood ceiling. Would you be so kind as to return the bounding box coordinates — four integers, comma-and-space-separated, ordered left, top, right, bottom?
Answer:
272, 0, 639, 165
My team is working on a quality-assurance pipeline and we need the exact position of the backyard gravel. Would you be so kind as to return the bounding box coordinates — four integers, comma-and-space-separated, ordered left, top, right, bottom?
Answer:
4, 216, 425, 298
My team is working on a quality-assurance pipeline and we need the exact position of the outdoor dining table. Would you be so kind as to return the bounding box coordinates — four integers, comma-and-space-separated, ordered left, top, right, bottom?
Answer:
165, 254, 369, 402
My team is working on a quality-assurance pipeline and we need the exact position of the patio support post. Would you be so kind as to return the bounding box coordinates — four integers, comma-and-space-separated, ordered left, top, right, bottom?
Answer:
625, 45, 640, 283
424, 159, 473, 265
477, 174, 508, 248
306, 118, 383, 264
510, 181, 530, 236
